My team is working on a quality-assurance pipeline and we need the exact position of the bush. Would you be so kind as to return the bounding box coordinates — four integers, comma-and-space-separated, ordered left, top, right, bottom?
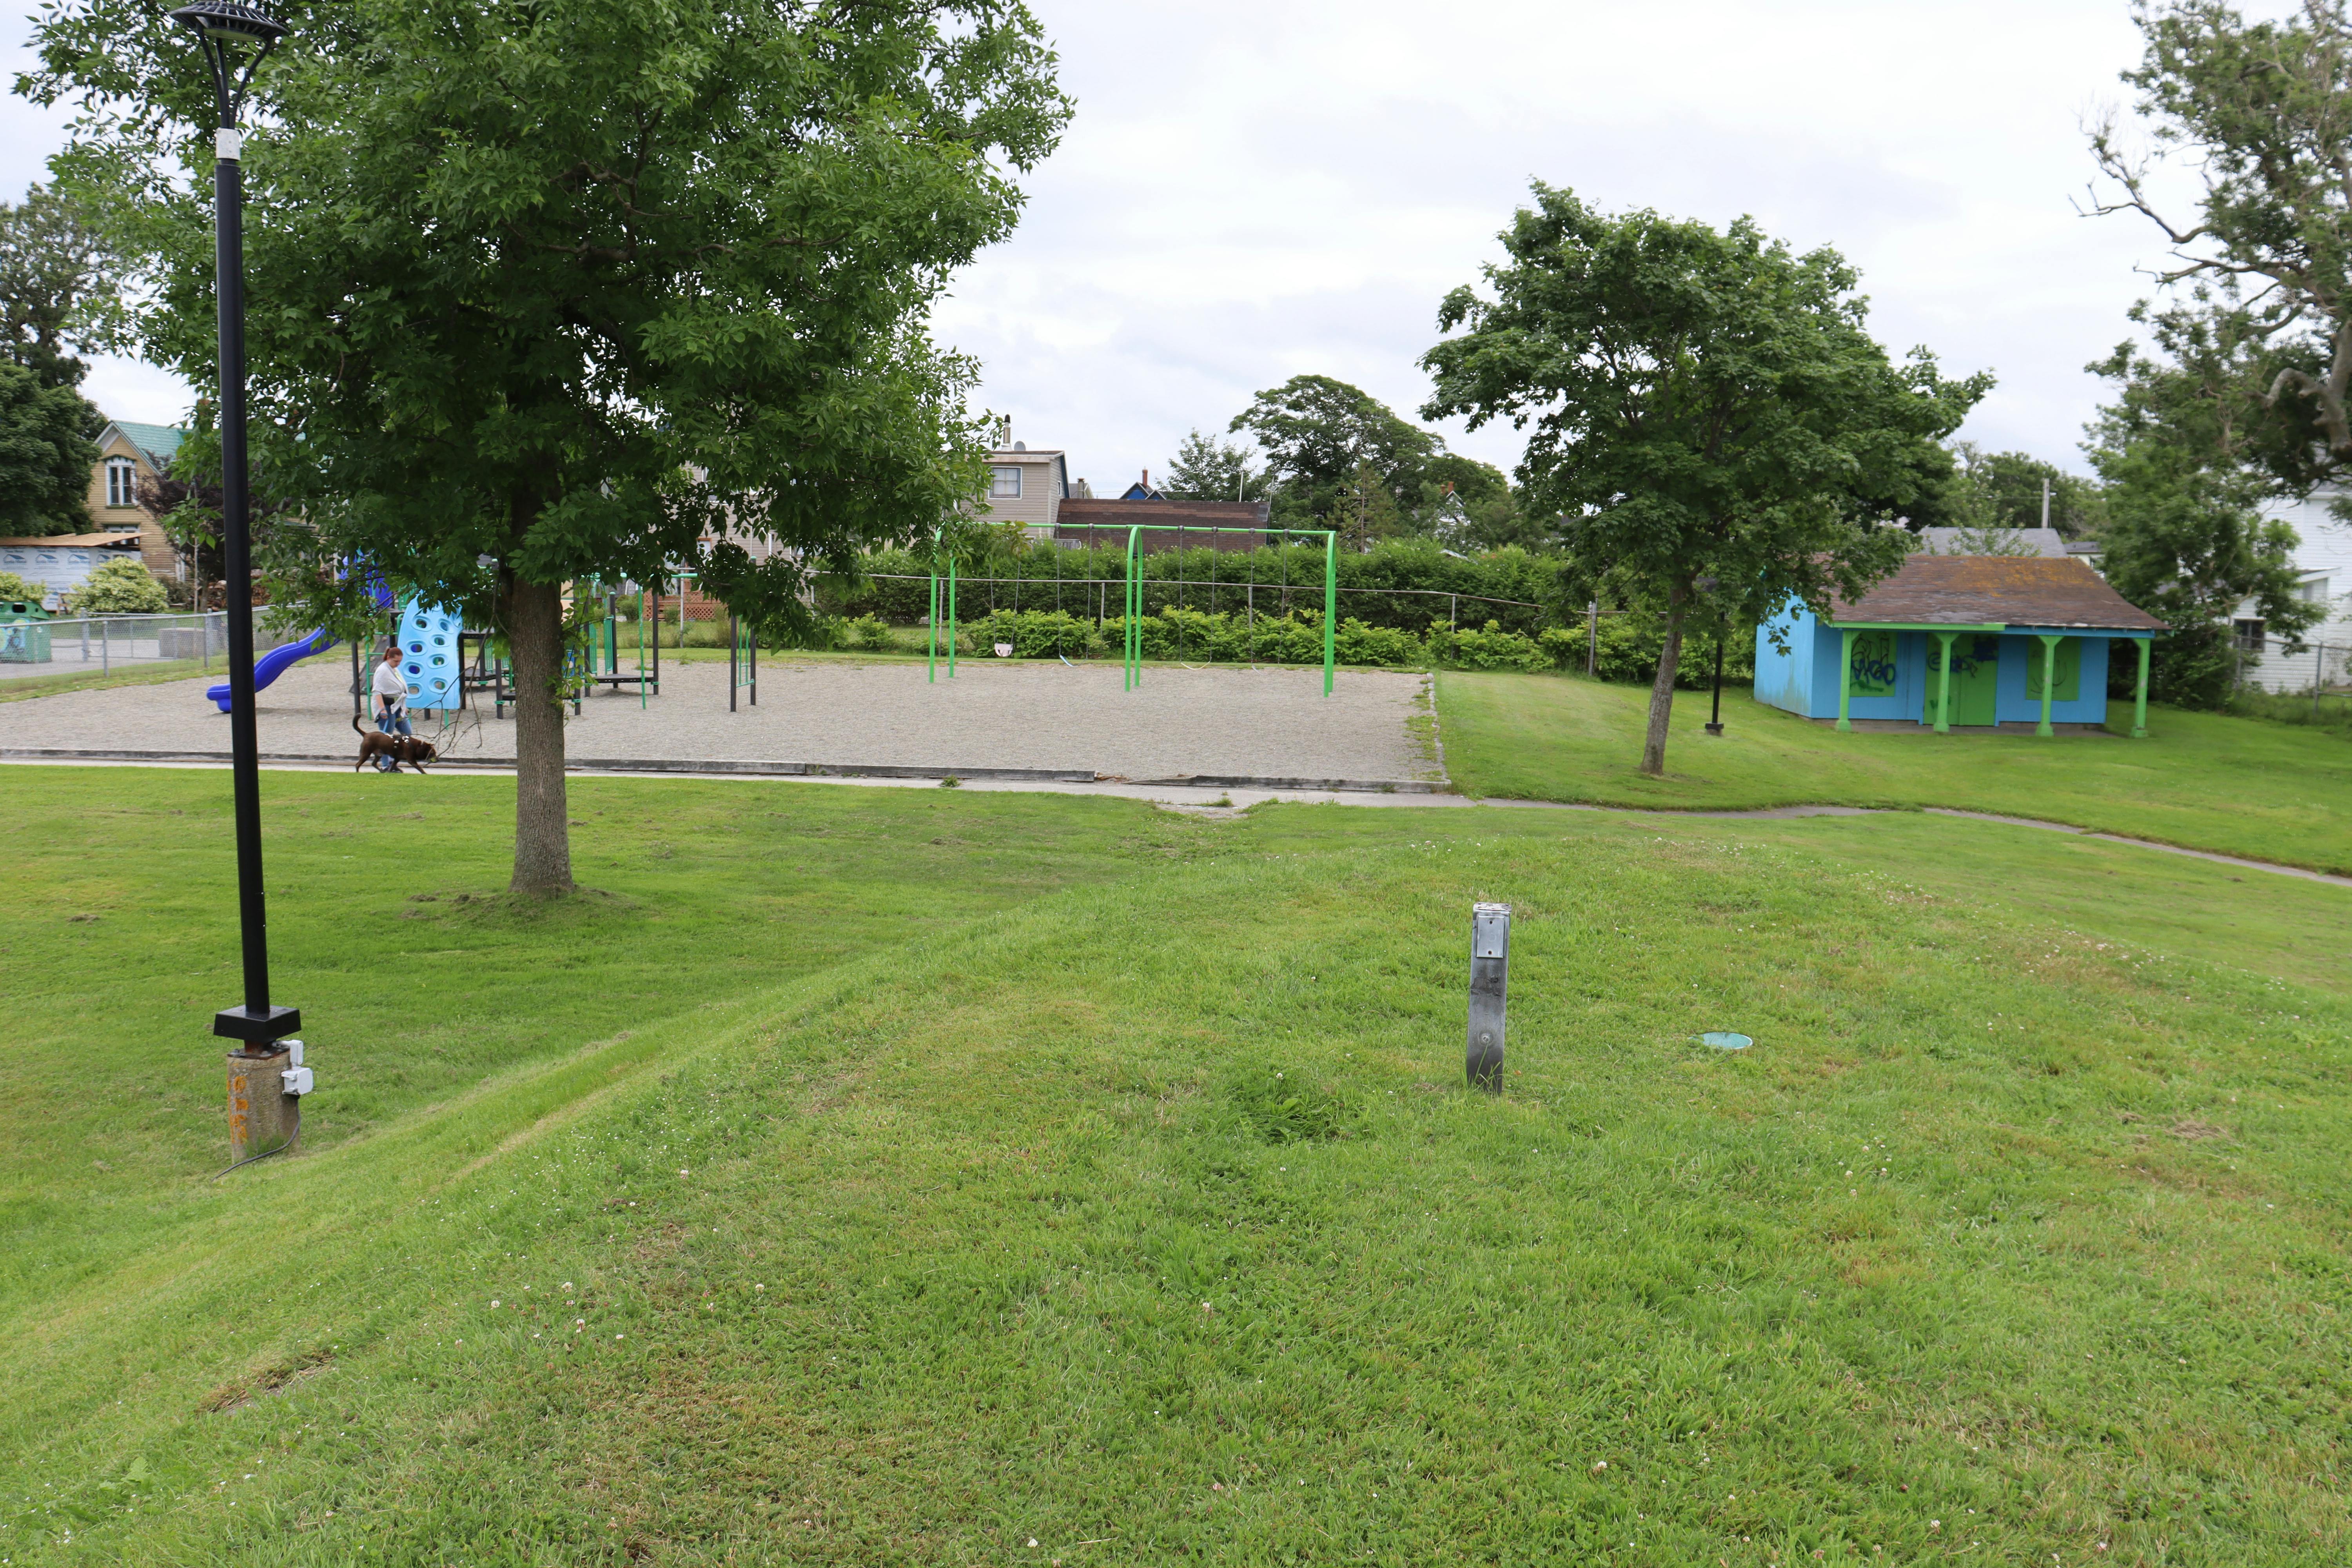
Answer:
822, 539, 1572, 634
1580, 613, 1755, 689
965, 608, 1102, 658
1425, 619, 1550, 672
0, 569, 42, 606
65, 557, 169, 615
845, 614, 896, 652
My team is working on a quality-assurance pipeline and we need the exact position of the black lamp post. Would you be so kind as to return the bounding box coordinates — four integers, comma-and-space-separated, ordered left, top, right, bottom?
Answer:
171, 2, 299, 1053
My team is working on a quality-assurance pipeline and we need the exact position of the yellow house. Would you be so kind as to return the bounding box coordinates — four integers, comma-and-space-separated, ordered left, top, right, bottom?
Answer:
84, 420, 185, 582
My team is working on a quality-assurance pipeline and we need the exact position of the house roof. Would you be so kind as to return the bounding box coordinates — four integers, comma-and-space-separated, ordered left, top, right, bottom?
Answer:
1054, 497, 1272, 551
0, 533, 146, 550
103, 421, 186, 471
1913, 526, 2071, 558
1828, 554, 2165, 631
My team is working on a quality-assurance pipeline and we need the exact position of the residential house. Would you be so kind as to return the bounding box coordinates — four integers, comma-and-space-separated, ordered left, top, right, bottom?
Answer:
1755, 554, 2166, 736
85, 420, 186, 582
979, 436, 1074, 540
2239, 489, 2352, 693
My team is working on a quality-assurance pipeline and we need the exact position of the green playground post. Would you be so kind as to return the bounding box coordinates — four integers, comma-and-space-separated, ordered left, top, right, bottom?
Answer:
1125, 525, 1142, 689
1321, 529, 1336, 696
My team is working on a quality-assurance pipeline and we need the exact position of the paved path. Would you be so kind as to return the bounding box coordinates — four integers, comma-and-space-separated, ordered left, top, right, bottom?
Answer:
0, 657, 1439, 786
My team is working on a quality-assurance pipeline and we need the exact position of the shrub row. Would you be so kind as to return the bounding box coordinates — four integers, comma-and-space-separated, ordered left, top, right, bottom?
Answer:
818, 540, 1567, 638
953, 607, 1557, 671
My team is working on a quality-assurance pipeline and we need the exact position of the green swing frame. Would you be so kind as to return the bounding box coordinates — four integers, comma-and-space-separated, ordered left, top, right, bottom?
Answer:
927, 523, 1339, 695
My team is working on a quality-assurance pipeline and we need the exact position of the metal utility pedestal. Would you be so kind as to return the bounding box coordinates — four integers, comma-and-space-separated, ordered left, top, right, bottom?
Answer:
1467, 902, 1511, 1093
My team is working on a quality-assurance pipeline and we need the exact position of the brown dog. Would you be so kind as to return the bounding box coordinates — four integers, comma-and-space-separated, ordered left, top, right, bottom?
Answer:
352, 714, 438, 773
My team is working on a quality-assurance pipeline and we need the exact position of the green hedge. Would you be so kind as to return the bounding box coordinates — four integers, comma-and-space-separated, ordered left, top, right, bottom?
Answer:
956, 607, 1549, 671
1551, 614, 1756, 690
821, 540, 1567, 636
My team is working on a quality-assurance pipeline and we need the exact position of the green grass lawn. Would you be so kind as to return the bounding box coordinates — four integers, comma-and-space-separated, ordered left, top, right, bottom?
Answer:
1437, 671, 2352, 876
3, 766, 2348, 1565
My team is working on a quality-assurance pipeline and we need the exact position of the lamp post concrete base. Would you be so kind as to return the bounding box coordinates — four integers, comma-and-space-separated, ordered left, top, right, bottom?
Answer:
226, 1047, 298, 1163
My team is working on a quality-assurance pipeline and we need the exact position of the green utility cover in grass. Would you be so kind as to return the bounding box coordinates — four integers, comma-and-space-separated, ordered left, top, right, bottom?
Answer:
2026, 636, 2081, 702
1926, 635, 1999, 727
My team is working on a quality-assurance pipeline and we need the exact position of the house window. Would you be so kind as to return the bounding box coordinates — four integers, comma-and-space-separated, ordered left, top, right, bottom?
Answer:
105, 456, 139, 508
2233, 618, 2268, 653
989, 465, 1022, 499
2302, 576, 2331, 604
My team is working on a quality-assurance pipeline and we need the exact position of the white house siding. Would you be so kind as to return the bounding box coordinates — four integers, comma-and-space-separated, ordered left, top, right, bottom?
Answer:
2245, 490, 2352, 692
0, 542, 132, 608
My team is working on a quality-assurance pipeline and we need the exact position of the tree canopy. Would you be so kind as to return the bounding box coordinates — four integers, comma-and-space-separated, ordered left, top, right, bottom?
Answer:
1423, 184, 1985, 774
25, 0, 1069, 892
1228, 374, 1439, 528
0, 185, 111, 534
2076, 0, 2343, 699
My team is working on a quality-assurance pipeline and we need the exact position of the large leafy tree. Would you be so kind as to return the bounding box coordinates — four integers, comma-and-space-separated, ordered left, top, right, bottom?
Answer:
1423, 184, 1985, 775
26, 0, 1069, 894
1161, 428, 1272, 502
2088, 323, 2321, 705
0, 184, 113, 532
2084, 0, 2352, 484
0, 183, 122, 390
0, 363, 99, 534
2073, 0, 2343, 697
1229, 374, 1440, 528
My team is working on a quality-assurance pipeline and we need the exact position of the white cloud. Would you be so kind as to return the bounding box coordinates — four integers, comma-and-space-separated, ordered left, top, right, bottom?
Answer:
4, 0, 2254, 485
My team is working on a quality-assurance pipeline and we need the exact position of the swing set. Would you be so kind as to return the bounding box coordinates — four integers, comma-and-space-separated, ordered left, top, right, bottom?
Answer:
925, 523, 1340, 695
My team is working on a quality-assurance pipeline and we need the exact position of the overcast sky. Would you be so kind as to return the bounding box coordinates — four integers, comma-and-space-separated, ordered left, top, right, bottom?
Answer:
3, 0, 2244, 491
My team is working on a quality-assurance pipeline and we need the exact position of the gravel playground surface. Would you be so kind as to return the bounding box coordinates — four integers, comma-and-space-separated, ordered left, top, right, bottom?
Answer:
0, 656, 1441, 785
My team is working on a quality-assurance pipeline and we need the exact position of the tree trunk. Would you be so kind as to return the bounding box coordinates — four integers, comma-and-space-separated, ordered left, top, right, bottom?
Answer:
506, 574, 574, 896
1640, 589, 1688, 777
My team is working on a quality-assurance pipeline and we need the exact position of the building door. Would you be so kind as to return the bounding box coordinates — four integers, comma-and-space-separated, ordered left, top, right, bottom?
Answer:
1924, 635, 2000, 727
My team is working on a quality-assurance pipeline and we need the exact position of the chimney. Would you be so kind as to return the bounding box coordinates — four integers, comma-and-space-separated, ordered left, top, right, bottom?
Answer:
1142, 468, 1150, 488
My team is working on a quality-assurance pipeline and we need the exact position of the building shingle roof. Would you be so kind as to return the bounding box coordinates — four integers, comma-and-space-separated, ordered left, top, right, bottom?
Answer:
109, 421, 186, 470
1829, 555, 2165, 631
1054, 497, 1271, 553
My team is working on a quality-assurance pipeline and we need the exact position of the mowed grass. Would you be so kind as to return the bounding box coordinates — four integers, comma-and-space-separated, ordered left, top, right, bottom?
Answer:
1437, 671, 2352, 875
2, 768, 2349, 1565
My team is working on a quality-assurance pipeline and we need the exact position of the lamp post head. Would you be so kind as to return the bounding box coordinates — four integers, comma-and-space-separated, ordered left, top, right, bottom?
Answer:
167, 2, 290, 45
168, 2, 289, 128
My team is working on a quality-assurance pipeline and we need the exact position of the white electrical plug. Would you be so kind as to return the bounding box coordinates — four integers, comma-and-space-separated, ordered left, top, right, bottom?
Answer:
281, 1039, 314, 1097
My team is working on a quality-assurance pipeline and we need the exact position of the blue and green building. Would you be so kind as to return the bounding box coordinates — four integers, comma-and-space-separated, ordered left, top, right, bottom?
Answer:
1754, 555, 2167, 736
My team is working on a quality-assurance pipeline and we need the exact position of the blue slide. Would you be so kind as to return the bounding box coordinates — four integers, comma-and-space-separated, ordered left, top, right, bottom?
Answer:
207, 627, 338, 713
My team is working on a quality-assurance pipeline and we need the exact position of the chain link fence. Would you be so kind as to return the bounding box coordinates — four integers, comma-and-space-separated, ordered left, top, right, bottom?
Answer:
0, 612, 313, 683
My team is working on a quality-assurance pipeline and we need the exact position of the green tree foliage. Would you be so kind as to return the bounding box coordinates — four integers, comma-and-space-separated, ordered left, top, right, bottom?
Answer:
25, 0, 1070, 893
0, 569, 42, 603
1161, 429, 1272, 502
1940, 442, 2106, 537
1229, 374, 1440, 527
0, 361, 100, 535
64, 555, 169, 614
1423, 184, 1985, 775
0, 185, 122, 390
2088, 354, 2319, 707
0, 185, 110, 532
2085, 0, 2352, 490
2075, 0, 2341, 702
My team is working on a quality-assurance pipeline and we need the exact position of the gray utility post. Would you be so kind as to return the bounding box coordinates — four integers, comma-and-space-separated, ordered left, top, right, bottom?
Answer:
1467, 902, 1511, 1092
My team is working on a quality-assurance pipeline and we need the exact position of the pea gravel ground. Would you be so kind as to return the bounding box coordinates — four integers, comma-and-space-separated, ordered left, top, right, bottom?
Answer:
0, 656, 1441, 785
